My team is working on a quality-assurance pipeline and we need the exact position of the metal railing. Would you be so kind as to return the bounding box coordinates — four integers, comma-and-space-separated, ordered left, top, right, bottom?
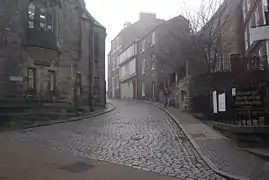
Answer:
216, 110, 269, 127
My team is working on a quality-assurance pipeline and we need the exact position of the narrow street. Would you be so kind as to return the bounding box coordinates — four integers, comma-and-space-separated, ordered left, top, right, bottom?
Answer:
0, 100, 225, 180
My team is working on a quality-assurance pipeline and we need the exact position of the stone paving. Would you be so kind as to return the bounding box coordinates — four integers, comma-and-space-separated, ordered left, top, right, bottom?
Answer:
0, 100, 226, 180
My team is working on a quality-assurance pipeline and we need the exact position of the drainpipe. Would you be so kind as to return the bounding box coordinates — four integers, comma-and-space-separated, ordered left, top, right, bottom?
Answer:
89, 26, 94, 111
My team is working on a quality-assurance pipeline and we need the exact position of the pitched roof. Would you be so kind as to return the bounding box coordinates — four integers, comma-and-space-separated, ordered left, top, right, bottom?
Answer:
79, 0, 106, 29
137, 15, 189, 41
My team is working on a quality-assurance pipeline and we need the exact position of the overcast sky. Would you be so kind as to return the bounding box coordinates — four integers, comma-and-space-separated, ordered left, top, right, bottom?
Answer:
85, 0, 203, 80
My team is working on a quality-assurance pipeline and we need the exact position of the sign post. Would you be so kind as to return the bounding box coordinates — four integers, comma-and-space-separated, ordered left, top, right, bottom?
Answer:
212, 91, 218, 114
218, 93, 226, 112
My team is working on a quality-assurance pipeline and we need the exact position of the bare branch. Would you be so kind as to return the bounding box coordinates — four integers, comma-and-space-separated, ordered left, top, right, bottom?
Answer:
182, 0, 231, 73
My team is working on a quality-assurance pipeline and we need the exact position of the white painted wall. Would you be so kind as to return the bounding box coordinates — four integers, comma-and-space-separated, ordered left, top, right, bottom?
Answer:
119, 44, 137, 64
120, 80, 133, 99
119, 58, 136, 80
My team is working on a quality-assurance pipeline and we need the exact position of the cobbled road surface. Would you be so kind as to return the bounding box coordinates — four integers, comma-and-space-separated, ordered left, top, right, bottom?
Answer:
0, 100, 226, 180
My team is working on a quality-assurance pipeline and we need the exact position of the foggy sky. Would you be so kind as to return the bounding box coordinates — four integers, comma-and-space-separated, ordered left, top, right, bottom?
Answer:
85, 0, 202, 80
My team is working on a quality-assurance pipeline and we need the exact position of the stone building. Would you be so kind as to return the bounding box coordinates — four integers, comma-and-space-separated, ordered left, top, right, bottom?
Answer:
108, 13, 164, 99
195, 0, 244, 73
243, 0, 269, 64
0, 0, 106, 113
118, 40, 138, 99
136, 16, 190, 102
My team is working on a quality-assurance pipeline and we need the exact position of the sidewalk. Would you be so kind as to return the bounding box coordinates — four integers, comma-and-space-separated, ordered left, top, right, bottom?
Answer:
148, 102, 269, 180
0, 140, 179, 180
1, 103, 115, 131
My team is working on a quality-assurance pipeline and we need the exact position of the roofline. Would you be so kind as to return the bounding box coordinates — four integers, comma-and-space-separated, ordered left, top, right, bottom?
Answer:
111, 18, 164, 42
117, 40, 138, 56
138, 15, 189, 41
79, 0, 106, 30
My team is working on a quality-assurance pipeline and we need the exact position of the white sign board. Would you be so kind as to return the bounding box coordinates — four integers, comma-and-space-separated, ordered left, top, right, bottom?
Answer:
232, 88, 236, 96
250, 26, 269, 42
218, 93, 226, 112
212, 91, 218, 114
10, 76, 23, 82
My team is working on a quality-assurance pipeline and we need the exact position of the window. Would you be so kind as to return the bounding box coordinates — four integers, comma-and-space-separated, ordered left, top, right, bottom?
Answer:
112, 59, 115, 69
48, 70, 56, 91
94, 32, 99, 61
28, 2, 35, 28
27, 68, 35, 89
255, 9, 260, 26
28, 5, 53, 32
112, 77, 115, 90
40, 8, 46, 30
141, 39, 146, 51
142, 81, 145, 97
116, 56, 119, 67
152, 82, 155, 99
181, 90, 185, 102
263, 0, 269, 24
151, 61, 156, 70
116, 75, 119, 88
119, 44, 136, 64
76, 73, 81, 96
142, 59, 146, 74
152, 32, 156, 45
125, 63, 130, 75
151, 54, 156, 70
46, 8, 53, 32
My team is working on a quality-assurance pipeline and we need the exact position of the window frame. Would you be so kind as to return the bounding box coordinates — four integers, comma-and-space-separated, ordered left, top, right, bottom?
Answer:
28, 2, 35, 29
152, 32, 156, 45
141, 39, 146, 52
151, 54, 157, 71
48, 70, 56, 92
76, 73, 82, 96
27, 2, 55, 32
27, 67, 36, 90
142, 58, 146, 74
151, 61, 156, 70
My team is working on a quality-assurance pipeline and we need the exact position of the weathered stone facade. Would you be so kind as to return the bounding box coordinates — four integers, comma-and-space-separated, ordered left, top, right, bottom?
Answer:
0, 0, 106, 110
108, 13, 164, 99
173, 0, 244, 110
136, 16, 190, 102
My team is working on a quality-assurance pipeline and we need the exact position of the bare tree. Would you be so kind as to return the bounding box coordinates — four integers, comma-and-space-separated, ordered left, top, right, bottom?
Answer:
154, 0, 232, 75
185, 0, 232, 73
152, 15, 192, 84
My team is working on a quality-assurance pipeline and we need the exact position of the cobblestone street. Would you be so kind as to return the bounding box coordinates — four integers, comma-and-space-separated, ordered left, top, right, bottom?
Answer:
0, 100, 226, 180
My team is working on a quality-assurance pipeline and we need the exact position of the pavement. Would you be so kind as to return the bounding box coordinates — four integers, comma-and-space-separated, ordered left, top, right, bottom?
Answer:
0, 140, 179, 180
147, 101, 269, 180
0, 100, 225, 180
1, 103, 115, 131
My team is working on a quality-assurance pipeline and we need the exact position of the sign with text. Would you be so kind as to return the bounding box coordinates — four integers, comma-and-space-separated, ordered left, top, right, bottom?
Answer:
218, 93, 226, 112
232, 89, 263, 109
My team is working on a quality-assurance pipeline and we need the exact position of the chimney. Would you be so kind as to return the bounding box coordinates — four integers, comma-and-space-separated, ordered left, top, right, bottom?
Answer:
139, 12, 156, 21
124, 21, 131, 28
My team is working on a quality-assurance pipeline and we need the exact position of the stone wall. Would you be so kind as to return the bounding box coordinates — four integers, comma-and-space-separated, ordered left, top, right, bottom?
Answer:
93, 26, 106, 107
0, 0, 106, 109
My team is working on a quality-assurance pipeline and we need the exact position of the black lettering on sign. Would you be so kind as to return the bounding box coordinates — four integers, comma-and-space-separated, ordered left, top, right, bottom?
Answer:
233, 89, 263, 108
